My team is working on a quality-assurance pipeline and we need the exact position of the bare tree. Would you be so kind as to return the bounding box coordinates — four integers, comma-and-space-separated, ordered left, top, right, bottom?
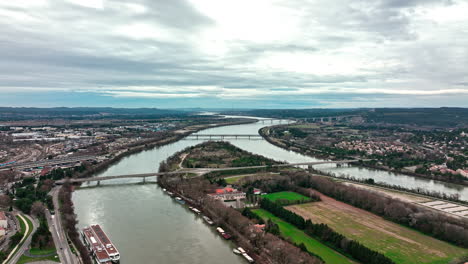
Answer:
0, 194, 11, 208
31, 201, 46, 217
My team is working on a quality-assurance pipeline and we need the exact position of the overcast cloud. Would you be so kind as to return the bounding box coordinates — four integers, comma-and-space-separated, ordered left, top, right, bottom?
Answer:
1, 0, 467, 108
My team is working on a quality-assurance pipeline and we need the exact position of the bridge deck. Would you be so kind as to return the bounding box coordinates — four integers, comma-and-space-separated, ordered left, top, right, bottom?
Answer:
56, 159, 366, 184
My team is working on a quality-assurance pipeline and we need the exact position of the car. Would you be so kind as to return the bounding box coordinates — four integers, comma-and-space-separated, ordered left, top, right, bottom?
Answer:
50, 210, 55, 215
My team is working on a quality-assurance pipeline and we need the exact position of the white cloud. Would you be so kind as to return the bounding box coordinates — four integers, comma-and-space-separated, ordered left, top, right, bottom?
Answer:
0, 0, 467, 107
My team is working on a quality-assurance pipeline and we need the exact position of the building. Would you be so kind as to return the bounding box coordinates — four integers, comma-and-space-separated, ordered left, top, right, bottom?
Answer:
208, 186, 246, 209
0, 211, 8, 228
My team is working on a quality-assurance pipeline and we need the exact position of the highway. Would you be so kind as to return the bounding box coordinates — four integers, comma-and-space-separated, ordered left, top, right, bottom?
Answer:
48, 187, 78, 264
0, 155, 96, 171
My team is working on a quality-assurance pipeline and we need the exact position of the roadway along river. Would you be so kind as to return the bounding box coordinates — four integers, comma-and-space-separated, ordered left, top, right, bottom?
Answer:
73, 117, 468, 264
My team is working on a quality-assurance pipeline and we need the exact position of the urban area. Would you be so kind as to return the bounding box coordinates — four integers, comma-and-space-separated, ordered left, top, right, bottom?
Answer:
0, 107, 467, 264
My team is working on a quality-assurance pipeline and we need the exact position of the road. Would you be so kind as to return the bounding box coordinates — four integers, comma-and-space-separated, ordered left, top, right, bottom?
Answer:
0, 155, 96, 171
56, 159, 367, 184
5, 214, 38, 264
49, 187, 78, 264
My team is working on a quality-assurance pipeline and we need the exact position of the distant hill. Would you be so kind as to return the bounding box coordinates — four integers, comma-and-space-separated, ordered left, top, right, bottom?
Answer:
364, 108, 468, 128
0, 107, 188, 121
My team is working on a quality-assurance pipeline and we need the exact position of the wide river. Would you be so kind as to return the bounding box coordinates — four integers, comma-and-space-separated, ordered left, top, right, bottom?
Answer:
73, 117, 468, 263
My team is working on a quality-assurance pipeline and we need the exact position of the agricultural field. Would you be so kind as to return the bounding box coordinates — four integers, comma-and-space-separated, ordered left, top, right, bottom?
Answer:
287, 196, 468, 264
253, 209, 355, 264
262, 191, 310, 204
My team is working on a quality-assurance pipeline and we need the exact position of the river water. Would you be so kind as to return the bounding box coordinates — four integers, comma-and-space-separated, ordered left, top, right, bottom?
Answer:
73, 117, 468, 264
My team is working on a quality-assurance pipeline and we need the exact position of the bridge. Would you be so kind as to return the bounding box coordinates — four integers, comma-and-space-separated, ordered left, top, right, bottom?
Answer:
0, 155, 97, 171
258, 119, 292, 124
55, 159, 367, 185
184, 134, 263, 140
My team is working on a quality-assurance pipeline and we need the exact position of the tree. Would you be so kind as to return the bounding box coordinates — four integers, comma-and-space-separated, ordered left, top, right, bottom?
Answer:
0, 194, 11, 208
31, 201, 46, 217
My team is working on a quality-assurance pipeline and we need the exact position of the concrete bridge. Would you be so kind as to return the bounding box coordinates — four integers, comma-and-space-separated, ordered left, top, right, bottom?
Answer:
258, 119, 292, 124
185, 134, 263, 140
0, 155, 96, 171
55, 159, 366, 185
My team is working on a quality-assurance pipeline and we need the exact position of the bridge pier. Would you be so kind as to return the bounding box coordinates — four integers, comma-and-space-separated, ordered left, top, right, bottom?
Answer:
308, 165, 313, 173
143, 177, 146, 183
97, 181, 100, 186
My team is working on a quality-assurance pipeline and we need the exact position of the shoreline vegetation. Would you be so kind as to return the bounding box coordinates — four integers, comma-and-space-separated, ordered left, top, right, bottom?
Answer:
55, 118, 257, 264
51, 117, 467, 264
158, 141, 468, 263
259, 125, 468, 186
259, 126, 468, 202
158, 141, 324, 264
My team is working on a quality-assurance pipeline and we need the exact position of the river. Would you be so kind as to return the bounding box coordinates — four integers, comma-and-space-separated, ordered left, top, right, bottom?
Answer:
73, 117, 468, 263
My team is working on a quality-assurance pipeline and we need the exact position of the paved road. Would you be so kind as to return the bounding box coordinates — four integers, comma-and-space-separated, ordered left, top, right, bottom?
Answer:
57, 159, 367, 184
5, 214, 38, 264
49, 187, 79, 264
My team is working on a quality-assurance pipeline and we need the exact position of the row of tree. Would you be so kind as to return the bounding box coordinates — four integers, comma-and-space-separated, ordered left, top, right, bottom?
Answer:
58, 182, 92, 264
158, 175, 323, 264
259, 199, 395, 264
285, 171, 468, 247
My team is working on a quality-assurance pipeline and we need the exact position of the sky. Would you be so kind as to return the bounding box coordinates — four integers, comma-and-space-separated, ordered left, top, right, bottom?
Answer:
1, 0, 468, 108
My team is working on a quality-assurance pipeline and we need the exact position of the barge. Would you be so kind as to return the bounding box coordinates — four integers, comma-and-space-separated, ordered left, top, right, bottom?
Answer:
82, 224, 120, 263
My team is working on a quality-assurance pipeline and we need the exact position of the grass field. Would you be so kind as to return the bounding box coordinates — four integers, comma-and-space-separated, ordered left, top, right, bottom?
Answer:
253, 209, 355, 264
287, 197, 468, 264
18, 254, 60, 264
225, 175, 248, 184
262, 191, 310, 204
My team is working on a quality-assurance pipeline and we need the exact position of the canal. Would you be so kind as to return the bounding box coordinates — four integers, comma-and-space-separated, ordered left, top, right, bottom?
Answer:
73, 117, 468, 263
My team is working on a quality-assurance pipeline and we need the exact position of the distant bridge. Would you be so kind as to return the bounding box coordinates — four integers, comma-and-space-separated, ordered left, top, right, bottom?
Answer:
0, 155, 96, 171
55, 159, 366, 185
184, 134, 263, 140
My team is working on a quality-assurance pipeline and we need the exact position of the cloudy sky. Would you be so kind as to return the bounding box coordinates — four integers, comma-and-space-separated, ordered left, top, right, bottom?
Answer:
1, 0, 467, 108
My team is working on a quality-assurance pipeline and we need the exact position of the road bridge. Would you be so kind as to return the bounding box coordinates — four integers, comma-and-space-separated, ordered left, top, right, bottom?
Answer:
184, 134, 263, 140
0, 155, 96, 171
55, 159, 366, 185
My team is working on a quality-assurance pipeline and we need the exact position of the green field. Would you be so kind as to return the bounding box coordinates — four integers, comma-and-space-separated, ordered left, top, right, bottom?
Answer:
262, 191, 310, 204
225, 175, 247, 184
18, 254, 59, 264
288, 202, 468, 264
253, 209, 355, 264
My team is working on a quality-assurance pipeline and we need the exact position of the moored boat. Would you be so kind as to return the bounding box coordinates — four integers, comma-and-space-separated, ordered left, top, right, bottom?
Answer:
82, 224, 120, 263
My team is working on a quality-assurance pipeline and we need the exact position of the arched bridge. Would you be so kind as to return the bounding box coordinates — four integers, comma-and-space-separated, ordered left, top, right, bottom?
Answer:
55, 159, 368, 185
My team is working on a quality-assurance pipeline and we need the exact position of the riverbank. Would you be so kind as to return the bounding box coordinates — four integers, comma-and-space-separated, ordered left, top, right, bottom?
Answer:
69, 116, 468, 263
57, 118, 257, 263
157, 141, 324, 264
73, 118, 258, 180
259, 126, 468, 187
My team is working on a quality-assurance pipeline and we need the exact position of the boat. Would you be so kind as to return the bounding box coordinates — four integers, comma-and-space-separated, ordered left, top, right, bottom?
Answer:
222, 233, 232, 240
190, 208, 201, 214
202, 216, 214, 225
167, 191, 174, 196
232, 249, 241, 254
216, 227, 232, 240
82, 224, 120, 263
162, 188, 166, 192
242, 253, 255, 263
175, 197, 185, 204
